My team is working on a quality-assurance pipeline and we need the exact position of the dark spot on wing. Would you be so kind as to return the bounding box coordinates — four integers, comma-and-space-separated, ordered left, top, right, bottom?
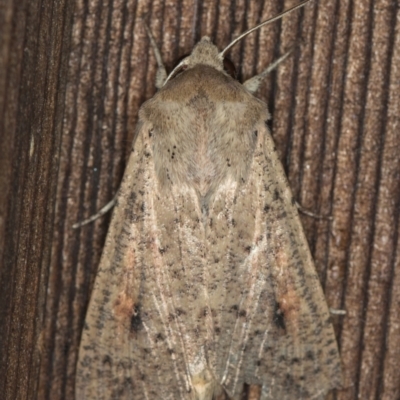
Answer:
102, 355, 112, 366
277, 211, 287, 219
175, 308, 186, 317
329, 348, 338, 356
273, 301, 286, 331
306, 350, 314, 360
130, 305, 142, 333
156, 333, 164, 342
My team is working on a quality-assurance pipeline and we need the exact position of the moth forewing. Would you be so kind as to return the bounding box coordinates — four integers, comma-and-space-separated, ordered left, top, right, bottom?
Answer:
76, 2, 342, 399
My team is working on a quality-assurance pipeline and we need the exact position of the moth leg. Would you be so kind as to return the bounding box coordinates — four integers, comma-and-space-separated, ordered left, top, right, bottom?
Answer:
295, 201, 333, 220
243, 48, 294, 94
329, 308, 347, 315
143, 23, 167, 89
72, 197, 116, 229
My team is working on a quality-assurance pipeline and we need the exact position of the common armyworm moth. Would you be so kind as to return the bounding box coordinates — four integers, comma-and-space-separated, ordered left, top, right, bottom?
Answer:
76, 1, 342, 399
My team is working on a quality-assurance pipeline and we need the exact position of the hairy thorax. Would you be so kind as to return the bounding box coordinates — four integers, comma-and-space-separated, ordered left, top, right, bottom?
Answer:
139, 65, 268, 204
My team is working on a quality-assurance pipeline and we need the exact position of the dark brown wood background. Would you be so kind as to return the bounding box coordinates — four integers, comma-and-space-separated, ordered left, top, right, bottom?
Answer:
1, 0, 399, 399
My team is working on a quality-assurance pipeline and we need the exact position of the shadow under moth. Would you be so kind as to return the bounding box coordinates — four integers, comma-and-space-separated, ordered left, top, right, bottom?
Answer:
75, 1, 342, 398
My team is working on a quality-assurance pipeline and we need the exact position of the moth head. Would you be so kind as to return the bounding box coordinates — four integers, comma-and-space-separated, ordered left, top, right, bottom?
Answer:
164, 37, 228, 84
190, 37, 223, 69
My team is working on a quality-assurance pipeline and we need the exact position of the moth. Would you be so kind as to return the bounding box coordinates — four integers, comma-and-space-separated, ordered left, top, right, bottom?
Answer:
76, 1, 342, 399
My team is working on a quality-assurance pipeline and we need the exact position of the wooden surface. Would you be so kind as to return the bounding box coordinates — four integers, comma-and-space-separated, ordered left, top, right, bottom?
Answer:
0, 0, 399, 399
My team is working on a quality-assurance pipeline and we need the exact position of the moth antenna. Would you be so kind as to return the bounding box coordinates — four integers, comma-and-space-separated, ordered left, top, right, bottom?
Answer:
295, 201, 333, 221
329, 308, 347, 316
142, 20, 168, 88
163, 60, 188, 87
219, 0, 312, 57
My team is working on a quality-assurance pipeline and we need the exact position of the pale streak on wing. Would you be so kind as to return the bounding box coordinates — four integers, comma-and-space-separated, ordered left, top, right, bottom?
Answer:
207, 121, 272, 395
168, 185, 213, 374
207, 175, 255, 390
221, 208, 268, 392
163, 188, 199, 383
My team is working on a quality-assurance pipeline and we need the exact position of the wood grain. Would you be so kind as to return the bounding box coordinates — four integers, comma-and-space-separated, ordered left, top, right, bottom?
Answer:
0, 0, 399, 399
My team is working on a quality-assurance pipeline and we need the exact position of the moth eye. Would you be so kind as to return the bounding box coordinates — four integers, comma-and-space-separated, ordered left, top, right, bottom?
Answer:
223, 57, 237, 79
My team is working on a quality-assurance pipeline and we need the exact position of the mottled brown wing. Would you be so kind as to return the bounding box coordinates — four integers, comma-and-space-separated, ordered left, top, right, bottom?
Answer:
76, 121, 207, 400
204, 121, 342, 399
